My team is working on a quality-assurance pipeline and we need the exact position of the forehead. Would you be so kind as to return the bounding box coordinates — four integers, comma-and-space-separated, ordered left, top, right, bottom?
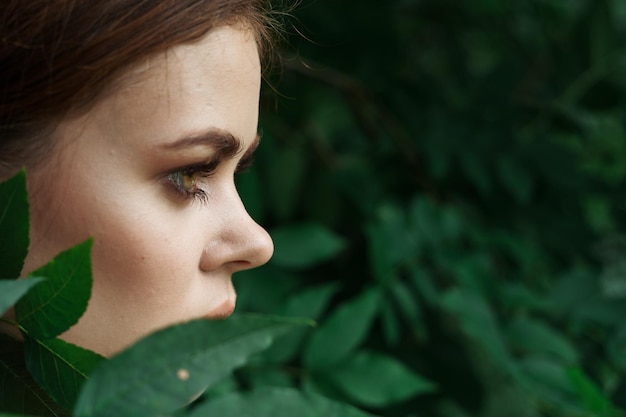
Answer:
72, 25, 261, 150
126, 24, 260, 94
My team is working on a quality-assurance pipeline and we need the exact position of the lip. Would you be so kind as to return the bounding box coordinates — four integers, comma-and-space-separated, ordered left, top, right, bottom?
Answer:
204, 298, 236, 320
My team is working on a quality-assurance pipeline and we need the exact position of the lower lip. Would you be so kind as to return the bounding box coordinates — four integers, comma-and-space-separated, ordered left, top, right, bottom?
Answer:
205, 299, 236, 320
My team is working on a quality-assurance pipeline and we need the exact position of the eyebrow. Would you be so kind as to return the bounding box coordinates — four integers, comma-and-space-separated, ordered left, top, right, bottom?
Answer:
160, 129, 260, 160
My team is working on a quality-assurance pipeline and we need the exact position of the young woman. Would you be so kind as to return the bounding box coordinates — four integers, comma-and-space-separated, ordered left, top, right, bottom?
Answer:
0, 0, 277, 357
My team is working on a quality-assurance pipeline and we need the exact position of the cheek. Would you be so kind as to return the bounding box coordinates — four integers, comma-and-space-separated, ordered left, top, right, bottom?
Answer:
91, 211, 196, 300
24, 165, 94, 274
89, 187, 199, 276
27, 158, 205, 303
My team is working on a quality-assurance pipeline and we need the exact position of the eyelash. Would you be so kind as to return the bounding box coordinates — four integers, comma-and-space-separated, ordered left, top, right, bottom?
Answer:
166, 155, 254, 204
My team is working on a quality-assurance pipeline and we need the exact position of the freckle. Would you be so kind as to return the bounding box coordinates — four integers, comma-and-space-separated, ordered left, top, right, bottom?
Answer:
177, 368, 190, 381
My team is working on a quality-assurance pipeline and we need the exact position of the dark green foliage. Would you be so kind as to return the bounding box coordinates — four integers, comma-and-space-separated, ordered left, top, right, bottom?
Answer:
271, 223, 346, 268
228, 0, 626, 415
0, 339, 70, 417
0, 171, 28, 280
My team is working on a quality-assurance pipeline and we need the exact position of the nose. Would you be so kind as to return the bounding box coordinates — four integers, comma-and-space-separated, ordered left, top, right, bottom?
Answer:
199, 194, 273, 273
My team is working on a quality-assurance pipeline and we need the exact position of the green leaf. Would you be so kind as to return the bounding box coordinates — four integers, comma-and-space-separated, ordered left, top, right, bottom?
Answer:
550, 270, 597, 314
518, 357, 577, 405
73, 314, 311, 417
15, 240, 93, 339
304, 288, 380, 369
0, 170, 29, 280
239, 368, 294, 391
380, 300, 401, 346
506, 316, 579, 364
566, 368, 613, 414
23, 336, 105, 411
366, 203, 417, 282
0, 344, 70, 417
326, 350, 436, 407
199, 375, 239, 402
185, 387, 378, 417
390, 280, 424, 327
498, 283, 552, 313
409, 198, 438, 245
441, 289, 516, 376
263, 283, 338, 363
0, 278, 44, 316
271, 224, 346, 269
409, 267, 440, 306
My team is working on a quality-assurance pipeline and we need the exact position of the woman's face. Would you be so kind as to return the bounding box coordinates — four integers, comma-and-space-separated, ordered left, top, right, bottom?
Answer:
22, 26, 274, 357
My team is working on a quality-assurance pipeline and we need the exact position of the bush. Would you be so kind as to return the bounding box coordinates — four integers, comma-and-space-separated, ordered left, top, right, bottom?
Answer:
235, 0, 626, 415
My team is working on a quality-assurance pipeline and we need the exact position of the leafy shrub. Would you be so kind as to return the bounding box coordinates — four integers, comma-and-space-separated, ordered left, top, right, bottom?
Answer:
232, 0, 626, 416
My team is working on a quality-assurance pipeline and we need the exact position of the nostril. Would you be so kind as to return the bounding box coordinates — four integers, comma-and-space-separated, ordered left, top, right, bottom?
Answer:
229, 260, 252, 271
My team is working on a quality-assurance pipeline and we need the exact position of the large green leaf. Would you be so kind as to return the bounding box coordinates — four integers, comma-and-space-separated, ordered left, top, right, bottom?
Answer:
271, 224, 346, 269
185, 387, 378, 417
15, 240, 92, 339
0, 278, 44, 317
73, 315, 311, 417
263, 283, 338, 363
325, 350, 437, 407
0, 171, 29, 280
23, 336, 104, 411
0, 343, 70, 417
304, 287, 380, 370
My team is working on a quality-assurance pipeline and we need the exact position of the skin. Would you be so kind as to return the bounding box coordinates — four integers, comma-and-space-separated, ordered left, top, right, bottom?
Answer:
19, 25, 274, 357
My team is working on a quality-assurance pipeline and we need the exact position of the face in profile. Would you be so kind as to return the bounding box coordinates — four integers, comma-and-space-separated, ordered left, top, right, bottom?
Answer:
21, 26, 274, 357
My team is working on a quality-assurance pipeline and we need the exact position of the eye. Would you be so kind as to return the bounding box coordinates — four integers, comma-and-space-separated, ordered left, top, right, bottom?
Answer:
166, 160, 218, 203
167, 169, 200, 193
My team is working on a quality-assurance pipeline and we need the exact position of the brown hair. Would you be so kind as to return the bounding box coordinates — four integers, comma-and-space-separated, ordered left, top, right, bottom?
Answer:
0, 0, 279, 177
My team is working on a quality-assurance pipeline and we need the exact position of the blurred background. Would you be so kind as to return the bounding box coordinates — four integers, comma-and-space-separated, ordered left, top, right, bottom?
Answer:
232, 1, 626, 416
